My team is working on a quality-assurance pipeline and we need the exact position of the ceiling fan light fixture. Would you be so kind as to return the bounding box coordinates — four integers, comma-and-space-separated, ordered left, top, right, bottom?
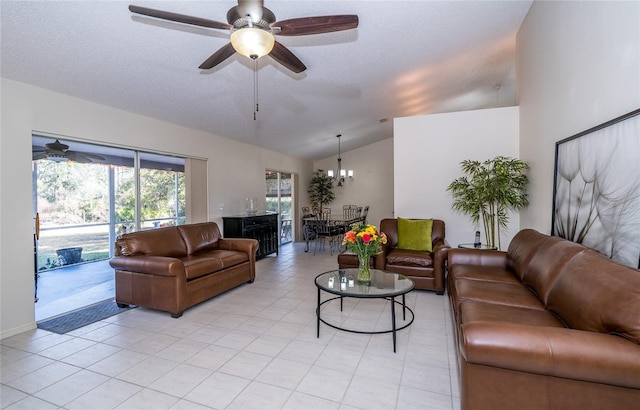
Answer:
230, 27, 275, 59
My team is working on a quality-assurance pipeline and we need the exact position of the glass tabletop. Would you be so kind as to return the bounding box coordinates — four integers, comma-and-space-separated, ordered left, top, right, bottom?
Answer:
315, 269, 414, 298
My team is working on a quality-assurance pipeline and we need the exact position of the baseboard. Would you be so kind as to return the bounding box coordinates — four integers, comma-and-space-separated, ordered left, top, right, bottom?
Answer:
1, 321, 37, 340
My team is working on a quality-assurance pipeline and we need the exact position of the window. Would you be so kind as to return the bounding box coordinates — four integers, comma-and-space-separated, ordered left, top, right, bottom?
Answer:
32, 135, 186, 270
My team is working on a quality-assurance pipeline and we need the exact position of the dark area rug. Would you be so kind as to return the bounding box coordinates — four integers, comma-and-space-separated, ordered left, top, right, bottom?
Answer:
37, 300, 136, 334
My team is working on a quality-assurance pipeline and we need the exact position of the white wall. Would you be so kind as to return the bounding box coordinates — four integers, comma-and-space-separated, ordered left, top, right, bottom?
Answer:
394, 107, 520, 249
0, 78, 313, 338
517, 1, 640, 233
313, 138, 394, 229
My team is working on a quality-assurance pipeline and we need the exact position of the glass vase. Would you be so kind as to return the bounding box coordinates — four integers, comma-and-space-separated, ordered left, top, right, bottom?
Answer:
357, 254, 371, 285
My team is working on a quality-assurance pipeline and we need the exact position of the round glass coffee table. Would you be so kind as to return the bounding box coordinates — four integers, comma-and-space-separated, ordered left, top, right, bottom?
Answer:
315, 269, 415, 352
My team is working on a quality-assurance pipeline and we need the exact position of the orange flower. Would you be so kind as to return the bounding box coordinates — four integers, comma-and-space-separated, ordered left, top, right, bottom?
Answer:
343, 231, 356, 244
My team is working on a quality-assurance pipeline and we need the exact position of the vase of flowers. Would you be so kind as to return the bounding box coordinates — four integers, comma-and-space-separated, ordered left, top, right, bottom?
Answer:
342, 222, 387, 285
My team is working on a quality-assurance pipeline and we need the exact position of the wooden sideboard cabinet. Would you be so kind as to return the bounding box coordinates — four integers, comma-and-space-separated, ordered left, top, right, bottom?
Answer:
222, 213, 278, 259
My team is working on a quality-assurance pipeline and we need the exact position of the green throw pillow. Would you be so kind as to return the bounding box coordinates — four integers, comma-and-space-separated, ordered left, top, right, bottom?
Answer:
397, 218, 433, 252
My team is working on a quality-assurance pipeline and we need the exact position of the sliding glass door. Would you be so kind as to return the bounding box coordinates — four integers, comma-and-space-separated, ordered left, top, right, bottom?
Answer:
33, 136, 186, 269
32, 135, 186, 319
265, 171, 293, 245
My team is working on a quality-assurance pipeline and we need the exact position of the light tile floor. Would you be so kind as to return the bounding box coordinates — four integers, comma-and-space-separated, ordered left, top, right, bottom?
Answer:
2, 243, 461, 409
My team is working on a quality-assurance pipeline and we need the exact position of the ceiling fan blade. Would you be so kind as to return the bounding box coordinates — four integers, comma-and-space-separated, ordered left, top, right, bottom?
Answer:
199, 43, 236, 69
76, 151, 106, 161
269, 41, 306, 73
273, 15, 359, 36
129, 5, 232, 30
67, 152, 92, 163
33, 152, 47, 160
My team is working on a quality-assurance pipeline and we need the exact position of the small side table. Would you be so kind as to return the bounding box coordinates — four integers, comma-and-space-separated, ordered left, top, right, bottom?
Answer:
458, 243, 498, 250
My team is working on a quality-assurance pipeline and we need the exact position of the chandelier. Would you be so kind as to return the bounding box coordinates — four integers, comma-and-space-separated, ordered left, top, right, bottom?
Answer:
327, 134, 354, 186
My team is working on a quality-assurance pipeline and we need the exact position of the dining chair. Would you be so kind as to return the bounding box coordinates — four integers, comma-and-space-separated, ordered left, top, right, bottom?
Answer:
312, 209, 340, 255
361, 205, 369, 224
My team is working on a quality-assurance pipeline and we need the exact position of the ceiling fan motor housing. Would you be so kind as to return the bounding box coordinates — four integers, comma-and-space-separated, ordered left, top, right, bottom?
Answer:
227, 6, 275, 29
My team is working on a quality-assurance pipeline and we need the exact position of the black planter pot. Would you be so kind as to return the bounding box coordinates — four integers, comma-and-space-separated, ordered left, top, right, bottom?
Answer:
56, 247, 83, 265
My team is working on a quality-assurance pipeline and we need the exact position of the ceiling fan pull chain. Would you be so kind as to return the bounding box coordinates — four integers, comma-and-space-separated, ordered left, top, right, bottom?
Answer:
253, 57, 258, 120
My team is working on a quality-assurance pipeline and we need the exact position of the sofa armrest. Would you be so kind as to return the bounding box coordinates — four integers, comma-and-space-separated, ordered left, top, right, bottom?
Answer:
448, 248, 507, 268
109, 255, 186, 278
376, 242, 393, 270
461, 322, 640, 389
218, 238, 259, 259
433, 240, 451, 290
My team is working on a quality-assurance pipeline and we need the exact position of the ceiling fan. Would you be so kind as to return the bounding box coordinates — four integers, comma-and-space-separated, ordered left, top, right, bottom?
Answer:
32, 139, 106, 163
129, 0, 359, 73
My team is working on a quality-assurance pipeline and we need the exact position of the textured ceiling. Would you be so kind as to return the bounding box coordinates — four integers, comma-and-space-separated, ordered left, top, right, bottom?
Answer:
1, 1, 532, 160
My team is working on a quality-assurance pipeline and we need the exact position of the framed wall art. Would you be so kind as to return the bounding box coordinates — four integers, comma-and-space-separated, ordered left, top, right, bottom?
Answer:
552, 108, 640, 269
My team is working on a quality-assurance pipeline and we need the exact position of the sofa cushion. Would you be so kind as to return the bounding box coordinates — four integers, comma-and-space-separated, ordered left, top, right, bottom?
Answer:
181, 250, 249, 280
397, 217, 433, 252
546, 250, 640, 344
116, 226, 187, 257
386, 248, 433, 268
506, 229, 562, 280
178, 222, 221, 255
448, 264, 520, 285
461, 301, 565, 328
452, 278, 545, 313
521, 240, 586, 305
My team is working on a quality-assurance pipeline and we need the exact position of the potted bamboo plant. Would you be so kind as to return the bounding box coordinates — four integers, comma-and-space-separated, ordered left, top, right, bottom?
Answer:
447, 156, 529, 250
307, 169, 335, 212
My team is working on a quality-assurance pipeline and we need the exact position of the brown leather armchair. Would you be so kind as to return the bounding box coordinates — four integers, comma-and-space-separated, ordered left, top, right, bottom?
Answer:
376, 218, 449, 294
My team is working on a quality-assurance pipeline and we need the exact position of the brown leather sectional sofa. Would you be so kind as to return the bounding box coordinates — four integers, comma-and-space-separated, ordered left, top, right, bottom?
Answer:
376, 218, 450, 294
447, 229, 640, 409
109, 222, 258, 318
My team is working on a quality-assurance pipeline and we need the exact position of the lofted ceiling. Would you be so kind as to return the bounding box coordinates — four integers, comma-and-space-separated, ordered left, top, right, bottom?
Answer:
1, 1, 533, 160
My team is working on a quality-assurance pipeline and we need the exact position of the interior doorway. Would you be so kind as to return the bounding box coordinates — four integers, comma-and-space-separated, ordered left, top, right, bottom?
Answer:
265, 171, 293, 245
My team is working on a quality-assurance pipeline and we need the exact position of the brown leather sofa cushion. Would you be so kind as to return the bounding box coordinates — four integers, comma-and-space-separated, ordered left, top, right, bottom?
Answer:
181, 250, 249, 280
521, 240, 586, 305
461, 301, 565, 328
506, 229, 562, 280
448, 264, 520, 285
454, 279, 545, 312
546, 250, 640, 344
178, 222, 221, 255
386, 248, 433, 267
116, 226, 187, 257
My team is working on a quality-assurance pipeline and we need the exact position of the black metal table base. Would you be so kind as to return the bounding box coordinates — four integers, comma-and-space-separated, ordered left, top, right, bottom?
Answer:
316, 291, 415, 352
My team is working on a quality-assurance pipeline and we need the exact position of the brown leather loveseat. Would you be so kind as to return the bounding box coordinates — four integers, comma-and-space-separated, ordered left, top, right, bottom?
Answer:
376, 218, 450, 294
447, 229, 640, 409
109, 222, 258, 318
